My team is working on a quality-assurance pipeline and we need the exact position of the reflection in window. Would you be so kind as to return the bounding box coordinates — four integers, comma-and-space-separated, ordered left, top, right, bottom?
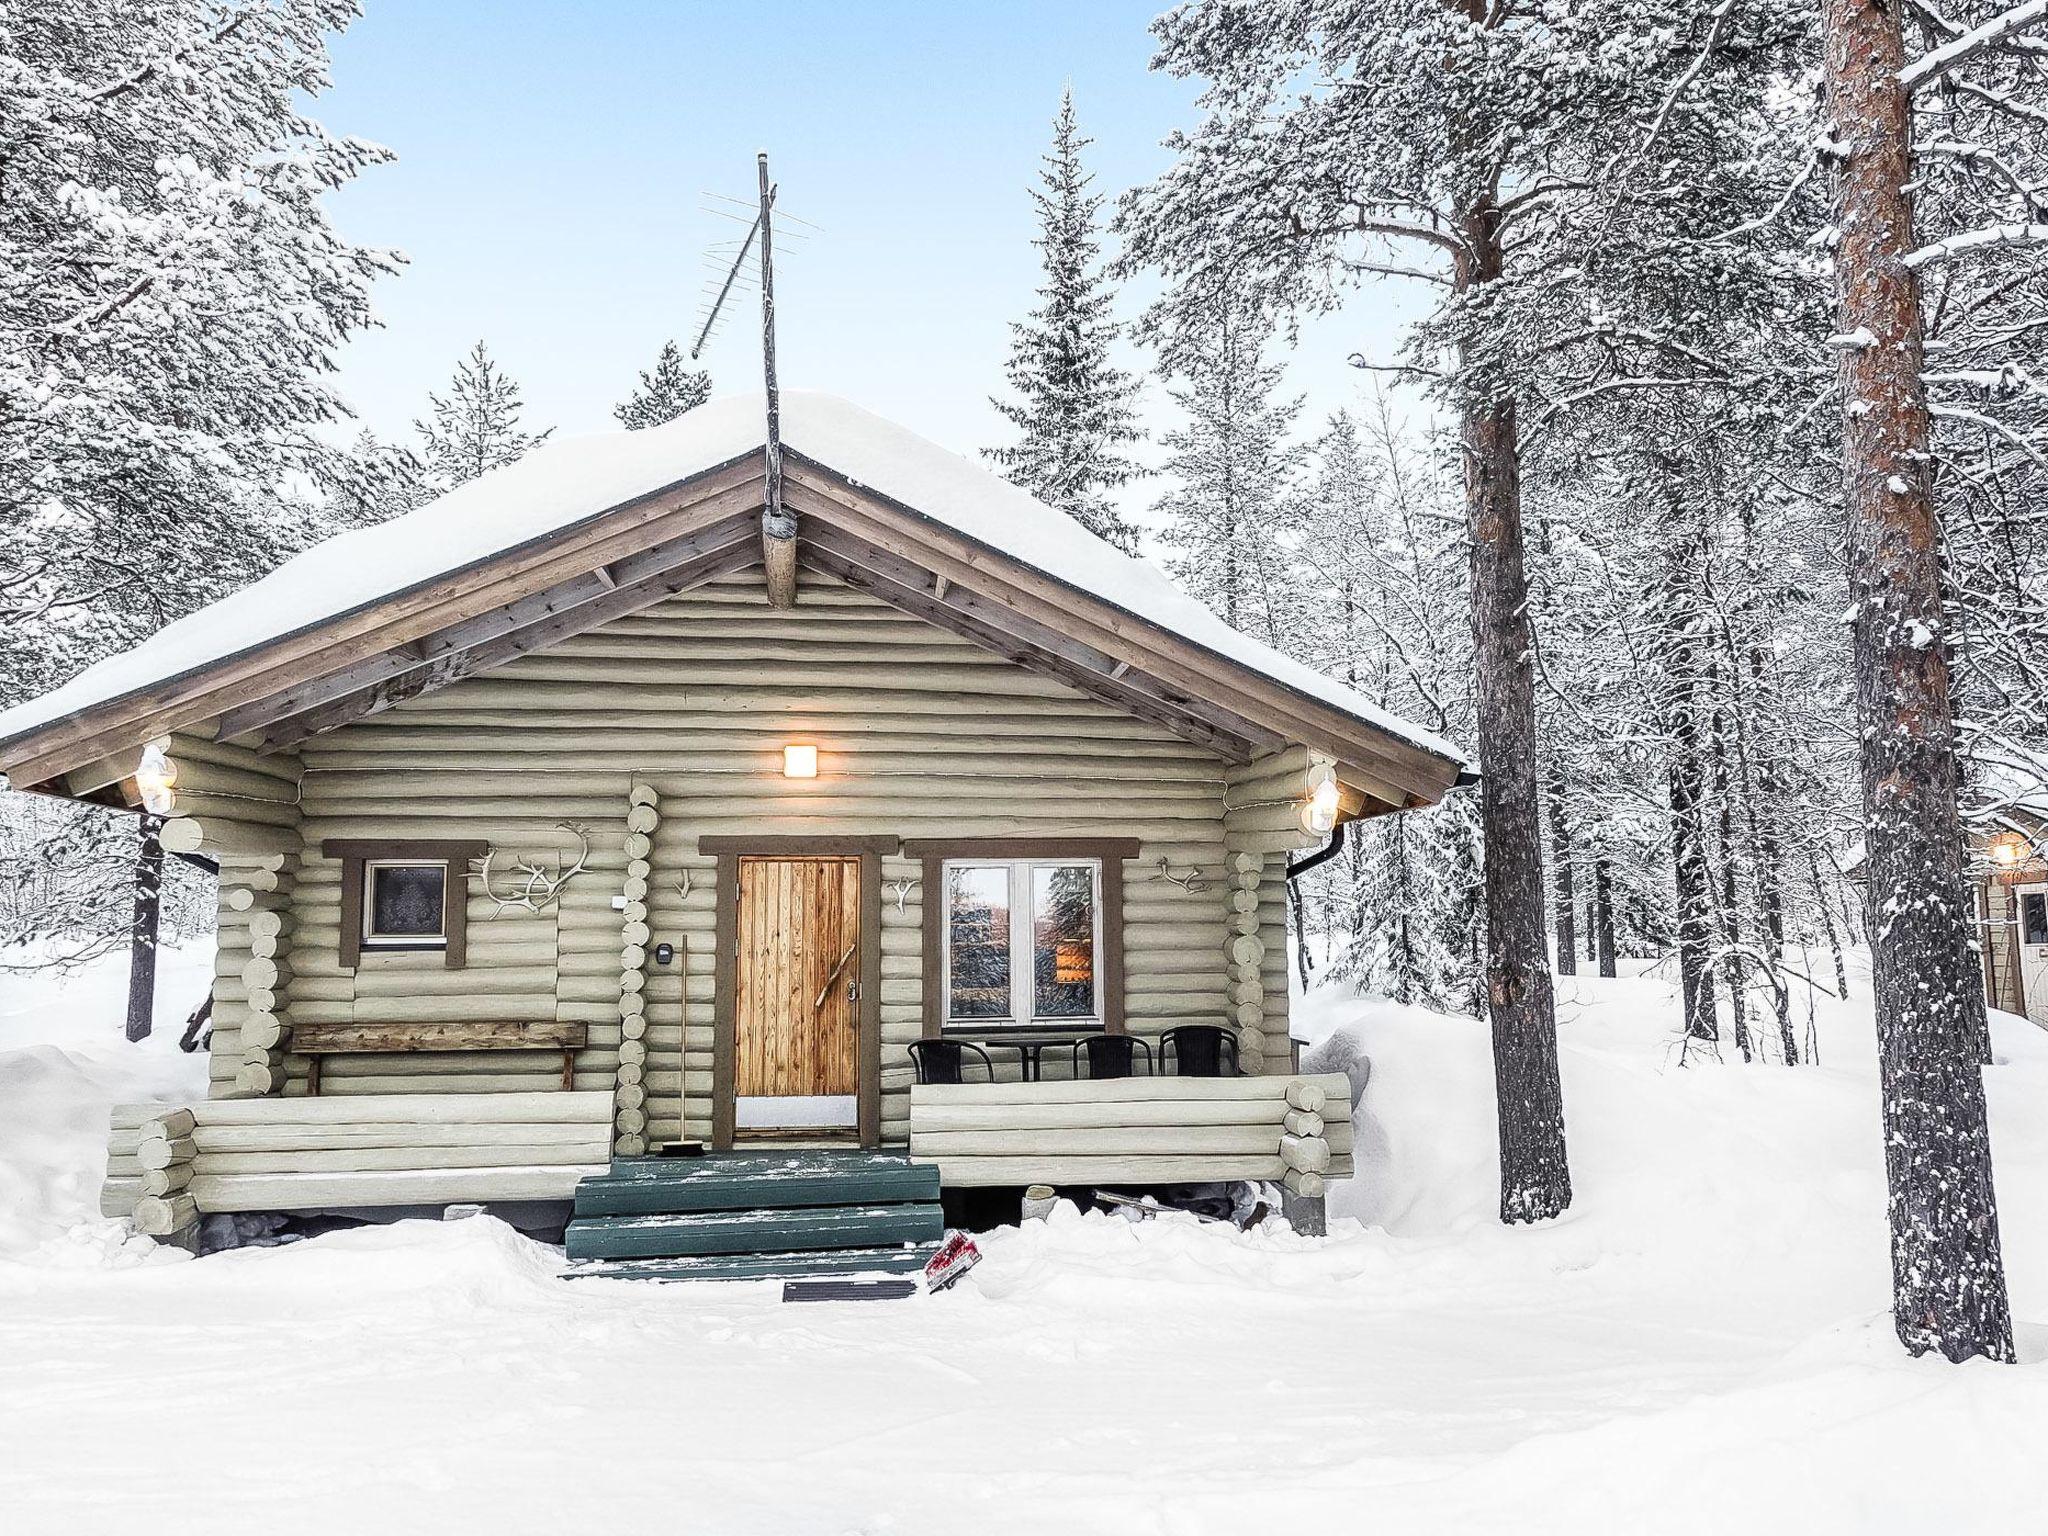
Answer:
1033, 864, 1096, 1018
2024, 892, 2048, 947
366, 863, 446, 944
947, 865, 1011, 1018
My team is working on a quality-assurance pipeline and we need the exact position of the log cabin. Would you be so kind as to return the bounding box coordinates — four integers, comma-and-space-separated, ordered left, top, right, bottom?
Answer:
0, 393, 1469, 1277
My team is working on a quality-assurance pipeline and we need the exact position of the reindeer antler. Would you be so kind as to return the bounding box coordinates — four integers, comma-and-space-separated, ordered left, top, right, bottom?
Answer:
469, 823, 591, 916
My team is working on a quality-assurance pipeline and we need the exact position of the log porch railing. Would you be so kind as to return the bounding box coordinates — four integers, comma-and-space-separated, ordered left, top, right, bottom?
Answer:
906, 1072, 1353, 1194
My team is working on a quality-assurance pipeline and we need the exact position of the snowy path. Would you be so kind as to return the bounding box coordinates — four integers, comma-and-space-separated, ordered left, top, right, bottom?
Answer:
3, 954, 2046, 1533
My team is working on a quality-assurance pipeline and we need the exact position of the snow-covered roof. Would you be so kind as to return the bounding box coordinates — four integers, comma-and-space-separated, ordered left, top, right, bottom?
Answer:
0, 392, 1464, 771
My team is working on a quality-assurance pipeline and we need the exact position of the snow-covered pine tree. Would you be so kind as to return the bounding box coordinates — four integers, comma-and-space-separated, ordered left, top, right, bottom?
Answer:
1300, 401, 1484, 1012
415, 342, 553, 491
0, 0, 398, 707
1124, 0, 1666, 1222
316, 430, 429, 531
615, 340, 711, 430
0, 1, 394, 984
1150, 286, 1307, 646
1821, 0, 2020, 1363
984, 90, 1144, 552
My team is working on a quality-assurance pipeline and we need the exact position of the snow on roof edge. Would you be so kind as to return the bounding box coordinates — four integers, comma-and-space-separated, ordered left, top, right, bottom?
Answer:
0, 392, 1467, 777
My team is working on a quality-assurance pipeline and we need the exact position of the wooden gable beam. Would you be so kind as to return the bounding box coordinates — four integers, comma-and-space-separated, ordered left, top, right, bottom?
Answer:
215, 510, 761, 743
0, 455, 767, 788
779, 462, 1463, 805
796, 533, 1274, 763
254, 535, 764, 751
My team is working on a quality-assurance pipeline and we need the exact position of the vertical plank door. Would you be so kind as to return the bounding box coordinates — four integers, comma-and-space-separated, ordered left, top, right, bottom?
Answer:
735, 856, 860, 1097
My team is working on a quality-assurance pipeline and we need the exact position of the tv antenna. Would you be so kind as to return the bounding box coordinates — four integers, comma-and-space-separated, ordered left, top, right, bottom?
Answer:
692, 153, 820, 608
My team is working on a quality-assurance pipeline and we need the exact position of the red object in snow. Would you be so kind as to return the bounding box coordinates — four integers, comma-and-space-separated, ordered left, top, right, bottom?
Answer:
924, 1230, 982, 1292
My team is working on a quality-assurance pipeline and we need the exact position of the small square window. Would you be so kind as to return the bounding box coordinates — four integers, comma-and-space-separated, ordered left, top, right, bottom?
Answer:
364, 862, 448, 948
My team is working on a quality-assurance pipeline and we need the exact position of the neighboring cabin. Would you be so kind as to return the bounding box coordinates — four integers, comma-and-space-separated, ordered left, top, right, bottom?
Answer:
1974, 814, 2048, 1029
0, 394, 1465, 1263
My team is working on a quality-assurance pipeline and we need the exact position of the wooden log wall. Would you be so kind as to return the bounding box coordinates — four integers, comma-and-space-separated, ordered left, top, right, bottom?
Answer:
263, 569, 1246, 1143
270, 836, 572, 1099
1221, 747, 1336, 1075
142, 731, 308, 1101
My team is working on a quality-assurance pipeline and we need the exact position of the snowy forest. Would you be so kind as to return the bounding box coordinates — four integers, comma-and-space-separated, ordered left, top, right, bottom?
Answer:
4, 0, 2046, 1371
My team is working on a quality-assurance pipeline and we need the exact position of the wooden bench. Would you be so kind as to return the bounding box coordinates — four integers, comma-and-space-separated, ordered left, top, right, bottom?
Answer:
292, 1020, 588, 1095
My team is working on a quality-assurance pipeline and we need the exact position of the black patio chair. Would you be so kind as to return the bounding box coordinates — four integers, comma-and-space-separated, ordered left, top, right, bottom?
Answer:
907, 1039, 997, 1085
1160, 1024, 1240, 1078
1069, 1032, 1153, 1080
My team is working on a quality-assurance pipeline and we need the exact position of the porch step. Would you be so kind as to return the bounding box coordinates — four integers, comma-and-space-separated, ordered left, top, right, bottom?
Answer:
575, 1151, 938, 1217
565, 1243, 939, 1284
564, 1201, 946, 1263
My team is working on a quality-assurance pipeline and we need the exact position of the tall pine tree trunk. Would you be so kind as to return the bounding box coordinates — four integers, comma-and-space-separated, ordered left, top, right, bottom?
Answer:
1665, 555, 1718, 1042
1593, 859, 1618, 979
1550, 778, 1577, 977
1711, 700, 1753, 1063
124, 812, 164, 1043
1749, 651, 1798, 1064
1808, 852, 1851, 1000
1457, 197, 1569, 1223
1822, 0, 2013, 1362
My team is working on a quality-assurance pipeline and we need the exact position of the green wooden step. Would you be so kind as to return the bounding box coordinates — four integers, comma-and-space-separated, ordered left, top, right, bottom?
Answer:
564, 1202, 946, 1262
575, 1152, 938, 1217
566, 1243, 939, 1283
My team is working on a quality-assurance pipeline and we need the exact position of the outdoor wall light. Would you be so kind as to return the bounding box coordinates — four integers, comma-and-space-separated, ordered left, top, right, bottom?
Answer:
135, 742, 179, 815
1302, 777, 1340, 836
1990, 830, 2028, 868
783, 743, 819, 779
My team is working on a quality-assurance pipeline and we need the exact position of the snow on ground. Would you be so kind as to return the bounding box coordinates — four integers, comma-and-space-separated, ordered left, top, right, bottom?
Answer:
0, 943, 211, 1263
2, 948, 2046, 1533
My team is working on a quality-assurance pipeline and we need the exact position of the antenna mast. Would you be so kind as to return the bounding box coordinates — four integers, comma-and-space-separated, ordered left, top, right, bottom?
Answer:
756, 152, 796, 608
690, 153, 804, 607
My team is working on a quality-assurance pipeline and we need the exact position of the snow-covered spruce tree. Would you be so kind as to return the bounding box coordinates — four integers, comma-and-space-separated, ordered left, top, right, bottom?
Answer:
615, 340, 711, 430
1149, 286, 1307, 646
1819, 0, 2023, 1363
984, 89, 1144, 552
1124, 0, 1732, 1221
414, 341, 553, 492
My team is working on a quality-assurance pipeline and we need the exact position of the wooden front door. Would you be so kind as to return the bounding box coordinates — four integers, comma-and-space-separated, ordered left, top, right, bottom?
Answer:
735, 856, 861, 1119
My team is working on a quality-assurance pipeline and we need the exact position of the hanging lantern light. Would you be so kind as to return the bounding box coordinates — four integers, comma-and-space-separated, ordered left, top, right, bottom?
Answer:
1301, 777, 1341, 836
135, 743, 178, 816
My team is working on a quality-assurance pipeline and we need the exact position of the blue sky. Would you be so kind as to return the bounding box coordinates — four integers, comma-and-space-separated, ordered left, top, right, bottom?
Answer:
319, 1, 1420, 474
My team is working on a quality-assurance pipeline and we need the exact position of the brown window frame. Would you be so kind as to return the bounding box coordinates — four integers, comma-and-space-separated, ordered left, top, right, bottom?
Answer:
901, 837, 1136, 1040
323, 838, 487, 970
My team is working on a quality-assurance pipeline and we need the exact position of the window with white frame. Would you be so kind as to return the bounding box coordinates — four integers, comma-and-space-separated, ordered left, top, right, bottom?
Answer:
361, 860, 449, 950
942, 858, 1100, 1026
